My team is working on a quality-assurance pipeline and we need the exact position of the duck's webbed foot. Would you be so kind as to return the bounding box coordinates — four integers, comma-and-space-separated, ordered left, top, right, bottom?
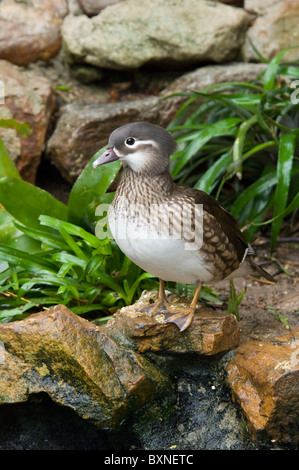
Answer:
139, 280, 203, 332
162, 307, 196, 332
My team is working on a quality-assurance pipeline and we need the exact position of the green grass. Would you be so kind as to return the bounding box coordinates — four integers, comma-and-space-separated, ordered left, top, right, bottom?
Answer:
0, 130, 220, 322
0, 133, 162, 322
166, 50, 299, 250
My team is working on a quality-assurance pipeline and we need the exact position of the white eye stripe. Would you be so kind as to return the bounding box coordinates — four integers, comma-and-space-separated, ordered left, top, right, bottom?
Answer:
124, 139, 159, 150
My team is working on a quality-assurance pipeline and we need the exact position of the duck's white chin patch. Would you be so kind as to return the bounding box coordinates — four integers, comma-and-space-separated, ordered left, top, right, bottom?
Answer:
121, 149, 158, 173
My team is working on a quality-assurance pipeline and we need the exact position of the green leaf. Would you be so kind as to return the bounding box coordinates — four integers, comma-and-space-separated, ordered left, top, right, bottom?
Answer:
270, 133, 295, 252
266, 306, 290, 329
172, 118, 241, 177
54, 85, 72, 92
247, 39, 269, 63
56, 226, 89, 261
0, 177, 68, 231
227, 280, 246, 321
228, 141, 276, 176
263, 48, 297, 91
0, 208, 22, 244
230, 171, 277, 220
0, 138, 21, 179
194, 152, 232, 193
13, 221, 68, 250
95, 270, 126, 299
0, 244, 57, 272
39, 215, 101, 248
232, 115, 258, 179
52, 252, 87, 269
0, 201, 42, 253
279, 65, 299, 79
71, 304, 107, 315
84, 254, 104, 278
126, 272, 155, 305
68, 147, 121, 226
0, 119, 31, 138
0, 303, 35, 322
193, 81, 265, 95
251, 190, 299, 228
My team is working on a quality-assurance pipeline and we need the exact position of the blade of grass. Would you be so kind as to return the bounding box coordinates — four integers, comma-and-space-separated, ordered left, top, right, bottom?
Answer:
126, 272, 155, 305
233, 115, 258, 179
0, 244, 57, 272
226, 141, 276, 177
251, 189, 299, 227
95, 270, 126, 299
247, 39, 269, 63
0, 138, 21, 179
39, 215, 100, 248
52, 252, 87, 269
192, 92, 253, 119
189, 82, 265, 98
263, 47, 297, 91
194, 151, 232, 193
270, 133, 295, 252
56, 225, 89, 261
230, 171, 277, 219
172, 118, 241, 177
13, 221, 68, 250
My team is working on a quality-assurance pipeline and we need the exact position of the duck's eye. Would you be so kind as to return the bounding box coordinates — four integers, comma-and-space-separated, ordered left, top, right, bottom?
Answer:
125, 137, 135, 146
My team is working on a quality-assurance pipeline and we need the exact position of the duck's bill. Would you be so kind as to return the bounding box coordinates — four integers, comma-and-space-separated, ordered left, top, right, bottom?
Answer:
93, 148, 119, 168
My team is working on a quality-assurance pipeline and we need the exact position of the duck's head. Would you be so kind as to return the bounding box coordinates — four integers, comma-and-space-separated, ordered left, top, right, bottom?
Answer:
93, 122, 177, 176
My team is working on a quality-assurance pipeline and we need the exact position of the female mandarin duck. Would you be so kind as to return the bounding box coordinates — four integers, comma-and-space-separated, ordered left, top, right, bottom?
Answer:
93, 122, 274, 331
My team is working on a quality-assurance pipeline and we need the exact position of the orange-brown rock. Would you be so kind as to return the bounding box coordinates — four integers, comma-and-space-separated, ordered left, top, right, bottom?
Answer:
0, 0, 68, 66
0, 60, 56, 182
0, 305, 170, 429
104, 291, 240, 355
226, 328, 299, 444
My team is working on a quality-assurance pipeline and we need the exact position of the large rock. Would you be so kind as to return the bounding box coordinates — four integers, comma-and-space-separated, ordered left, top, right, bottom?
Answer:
46, 62, 267, 183
0, 305, 170, 430
62, 0, 251, 70
104, 290, 240, 355
0, 60, 56, 183
46, 98, 158, 183
226, 328, 299, 444
242, 0, 299, 62
244, 0, 276, 15
0, 0, 68, 66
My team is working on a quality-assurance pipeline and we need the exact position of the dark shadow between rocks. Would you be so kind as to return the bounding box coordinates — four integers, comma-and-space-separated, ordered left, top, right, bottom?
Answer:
108, 351, 257, 451
0, 392, 111, 450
